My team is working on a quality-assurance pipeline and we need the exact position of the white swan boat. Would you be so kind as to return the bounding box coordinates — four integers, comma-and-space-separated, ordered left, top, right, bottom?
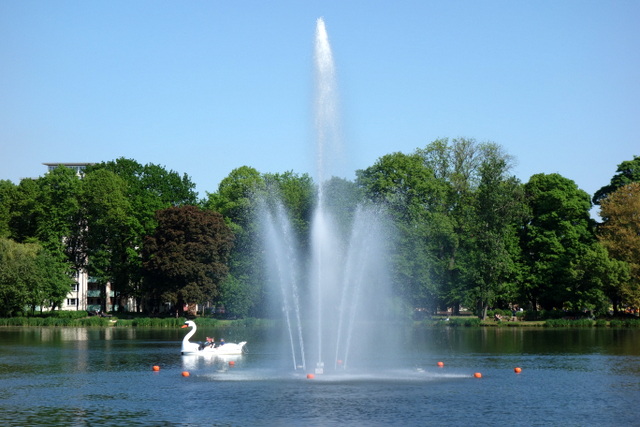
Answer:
181, 320, 247, 355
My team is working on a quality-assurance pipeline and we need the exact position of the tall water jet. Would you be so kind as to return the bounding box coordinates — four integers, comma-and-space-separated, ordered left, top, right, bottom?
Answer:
313, 17, 343, 195
260, 18, 394, 374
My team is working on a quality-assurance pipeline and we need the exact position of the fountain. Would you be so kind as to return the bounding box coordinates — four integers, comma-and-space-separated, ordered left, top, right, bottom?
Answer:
259, 18, 394, 374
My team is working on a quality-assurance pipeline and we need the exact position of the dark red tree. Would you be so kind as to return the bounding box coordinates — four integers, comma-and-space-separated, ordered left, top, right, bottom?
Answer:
143, 205, 234, 314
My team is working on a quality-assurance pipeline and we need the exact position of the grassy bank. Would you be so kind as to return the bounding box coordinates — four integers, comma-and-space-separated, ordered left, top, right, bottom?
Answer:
1, 312, 638, 328
0, 312, 273, 328
421, 316, 640, 328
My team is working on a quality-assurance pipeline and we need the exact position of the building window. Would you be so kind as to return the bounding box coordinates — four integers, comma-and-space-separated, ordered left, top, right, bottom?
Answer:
71, 283, 79, 292
67, 298, 77, 307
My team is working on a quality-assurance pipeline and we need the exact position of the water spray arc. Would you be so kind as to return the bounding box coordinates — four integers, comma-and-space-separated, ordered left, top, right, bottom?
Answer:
259, 18, 391, 375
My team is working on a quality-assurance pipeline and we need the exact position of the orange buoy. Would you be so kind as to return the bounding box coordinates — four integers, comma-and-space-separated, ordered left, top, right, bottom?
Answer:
229, 361, 235, 367
473, 372, 482, 378
152, 365, 160, 371
181, 371, 190, 377
514, 367, 522, 374
306, 373, 315, 379
437, 361, 444, 368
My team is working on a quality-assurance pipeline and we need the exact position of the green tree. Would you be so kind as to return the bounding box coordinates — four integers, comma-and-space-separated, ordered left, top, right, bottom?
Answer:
322, 176, 364, 238
593, 155, 640, 205
415, 138, 521, 315
34, 166, 82, 257
0, 180, 15, 238
567, 243, 625, 315
7, 178, 42, 243
262, 171, 315, 245
0, 238, 72, 316
357, 151, 447, 311
205, 166, 266, 317
417, 138, 492, 313
4, 168, 81, 280
84, 158, 198, 310
80, 169, 134, 311
206, 166, 265, 229
142, 205, 234, 314
463, 144, 525, 319
27, 248, 74, 313
520, 173, 601, 312
0, 238, 35, 316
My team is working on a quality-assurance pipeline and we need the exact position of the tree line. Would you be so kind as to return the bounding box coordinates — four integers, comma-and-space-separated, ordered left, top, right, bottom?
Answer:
0, 140, 638, 319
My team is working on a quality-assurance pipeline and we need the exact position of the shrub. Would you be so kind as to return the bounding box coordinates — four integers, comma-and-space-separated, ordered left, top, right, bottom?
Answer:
545, 318, 594, 327
610, 319, 624, 328
610, 318, 640, 328
446, 318, 481, 327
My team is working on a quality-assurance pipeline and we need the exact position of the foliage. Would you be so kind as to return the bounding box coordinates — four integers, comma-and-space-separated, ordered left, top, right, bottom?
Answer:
597, 183, 640, 312
593, 155, 640, 205
5, 167, 83, 266
519, 173, 609, 313
142, 205, 234, 314
0, 180, 15, 238
217, 274, 255, 318
594, 319, 607, 327
440, 317, 482, 327
2, 149, 640, 320
545, 318, 594, 327
462, 143, 525, 319
84, 158, 198, 308
609, 318, 640, 328
0, 238, 73, 317
79, 168, 134, 309
204, 166, 267, 317
357, 151, 448, 311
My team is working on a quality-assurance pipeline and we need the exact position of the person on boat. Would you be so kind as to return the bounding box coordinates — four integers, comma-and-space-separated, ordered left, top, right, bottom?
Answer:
206, 337, 215, 348
214, 338, 225, 348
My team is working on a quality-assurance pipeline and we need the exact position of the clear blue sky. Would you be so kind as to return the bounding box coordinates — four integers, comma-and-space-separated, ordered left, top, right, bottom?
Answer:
1, 1, 638, 217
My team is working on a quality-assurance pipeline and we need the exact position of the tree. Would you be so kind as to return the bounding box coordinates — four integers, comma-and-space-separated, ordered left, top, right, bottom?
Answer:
262, 171, 316, 245
7, 178, 43, 243
0, 238, 72, 316
593, 155, 640, 205
34, 166, 82, 258
598, 182, 640, 311
0, 238, 34, 317
357, 151, 447, 311
567, 243, 626, 315
463, 144, 525, 319
205, 166, 265, 229
520, 173, 602, 312
0, 180, 15, 239
27, 248, 74, 313
3, 169, 81, 293
205, 166, 266, 317
80, 169, 134, 311
84, 158, 198, 310
142, 206, 234, 314
415, 138, 522, 316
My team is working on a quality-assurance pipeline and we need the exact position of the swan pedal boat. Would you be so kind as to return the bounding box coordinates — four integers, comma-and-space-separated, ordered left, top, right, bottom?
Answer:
181, 320, 247, 355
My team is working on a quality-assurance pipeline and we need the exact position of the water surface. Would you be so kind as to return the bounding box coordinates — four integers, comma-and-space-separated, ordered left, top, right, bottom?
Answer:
0, 326, 638, 426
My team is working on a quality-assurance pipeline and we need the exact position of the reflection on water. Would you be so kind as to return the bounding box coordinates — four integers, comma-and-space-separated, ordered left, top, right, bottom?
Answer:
0, 326, 639, 426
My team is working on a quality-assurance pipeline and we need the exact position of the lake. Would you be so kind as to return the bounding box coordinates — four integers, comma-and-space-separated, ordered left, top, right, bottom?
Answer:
0, 326, 638, 426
